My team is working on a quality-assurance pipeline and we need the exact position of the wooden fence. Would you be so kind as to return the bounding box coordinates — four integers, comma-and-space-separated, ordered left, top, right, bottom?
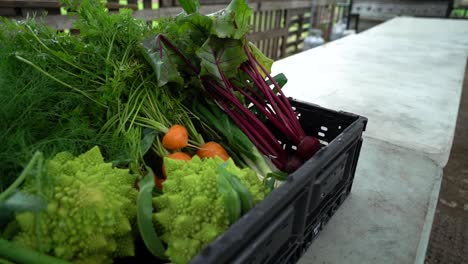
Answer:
0, 0, 348, 59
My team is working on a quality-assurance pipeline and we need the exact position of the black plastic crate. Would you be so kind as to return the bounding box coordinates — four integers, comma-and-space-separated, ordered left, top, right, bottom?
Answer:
190, 98, 367, 264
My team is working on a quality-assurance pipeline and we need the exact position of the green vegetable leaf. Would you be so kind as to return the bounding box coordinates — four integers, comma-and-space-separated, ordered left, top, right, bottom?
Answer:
141, 128, 158, 156
269, 73, 288, 89
211, 0, 253, 39
137, 167, 166, 259
141, 35, 184, 87
266, 170, 288, 181
217, 165, 241, 224
179, 0, 199, 14
196, 36, 247, 81
0, 191, 46, 213
175, 13, 213, 56
0, 191, 46, 227
221, 167, 255, 214
248, 42, 273, 78
265, 177, 276, 191
0, 238, 71, 264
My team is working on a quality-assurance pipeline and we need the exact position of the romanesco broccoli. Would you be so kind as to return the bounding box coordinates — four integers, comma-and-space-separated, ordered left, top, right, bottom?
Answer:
153, 156, 269, 264
13, 146, 138, 264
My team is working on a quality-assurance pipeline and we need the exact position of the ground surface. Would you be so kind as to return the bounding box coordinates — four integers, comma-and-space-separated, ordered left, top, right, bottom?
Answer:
425, 61, 468, 263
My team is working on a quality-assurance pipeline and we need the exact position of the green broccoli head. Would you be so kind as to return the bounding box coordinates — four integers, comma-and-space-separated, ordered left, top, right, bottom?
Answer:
13, 146, 138, 264
153, 156, 269, 264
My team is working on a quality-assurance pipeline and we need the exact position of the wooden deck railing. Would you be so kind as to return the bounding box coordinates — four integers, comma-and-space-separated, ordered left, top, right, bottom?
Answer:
0, 0, 349, 58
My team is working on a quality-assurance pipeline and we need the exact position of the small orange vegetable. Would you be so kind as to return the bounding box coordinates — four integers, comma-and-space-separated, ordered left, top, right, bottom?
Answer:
155, 176, 165, 189
196, 141, 230, 161
162, 124, 189, 150
162, 152, 192, 177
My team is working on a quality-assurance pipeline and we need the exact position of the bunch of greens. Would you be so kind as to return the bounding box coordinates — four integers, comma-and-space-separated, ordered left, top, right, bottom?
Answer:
0, 17, 115, 190
142, 0, 322, 174
0, 0, 207, 191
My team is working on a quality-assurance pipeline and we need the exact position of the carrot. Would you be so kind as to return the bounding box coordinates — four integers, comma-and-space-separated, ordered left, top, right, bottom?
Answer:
196, 141, 230, 161
155, 176, 165, 190
162, 124, 189, 150
162, 152, 192, 177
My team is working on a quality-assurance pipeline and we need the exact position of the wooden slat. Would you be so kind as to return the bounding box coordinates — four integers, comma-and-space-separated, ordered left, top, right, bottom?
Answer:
0, 8, 17, 16
258, 10, 263, 32
295, 14, 304, 53
261, 10, 266, 32
2, 0, 314, 60
252, 10, 258, 32
258, 1, 312, 12
199, 0, 231, 5
271, 10, 279, 59
20, 7, 60, 16
0, 0, 59, 8
325, 4, 335, 41
266, 10, 273, 57
159, 0, 172, 7
0, 0, 137, 10
134, 4, 227, 20
143, 0, 152, 9
36, 4, 231, 29
107, 0, 120, 11
275, 9, 283, 59
280, 8, 290, 57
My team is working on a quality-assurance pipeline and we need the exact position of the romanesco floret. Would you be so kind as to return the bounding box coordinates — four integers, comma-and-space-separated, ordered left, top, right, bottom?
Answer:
13, 146, 138, 264
153, 156, 269, 264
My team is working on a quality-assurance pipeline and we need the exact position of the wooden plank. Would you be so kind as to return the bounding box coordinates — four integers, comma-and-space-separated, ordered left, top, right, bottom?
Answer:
273, 9, 282, 59
257, 10, 263, 32
295, 14, 304, 53
107, 0, 120, 11
143, 0, 152, 9
252, 10, 258, 32
288, 7, 312, 17
249, 11, 255, 32
0, 0, 59, 8
39, 4, 229, 29
0, 8, 17, 16
0, 1, 138, 10
269, 10, 276, 58
21, 7, 60, 16
159, 0, 174, 7
258, 1, 312, 12
280, 8, 290, 58
325, 4, 335, 41
266, 10, 273, 57
286, 39, 303, 48
199, 0, 230, 5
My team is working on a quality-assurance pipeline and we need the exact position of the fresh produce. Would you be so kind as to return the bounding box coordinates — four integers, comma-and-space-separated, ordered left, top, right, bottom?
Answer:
193, 99, 275, 180
161, 151, 192, 177
162, 125, 190, 150
142, 0, 322, 173
6, 146, 137, 264
153, 156, 269, 264
136, 167, 166, 260
196, 141, 230, 161
0, 18, 117, 191
0, 0, 324, 262
0, 0, 206, 191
